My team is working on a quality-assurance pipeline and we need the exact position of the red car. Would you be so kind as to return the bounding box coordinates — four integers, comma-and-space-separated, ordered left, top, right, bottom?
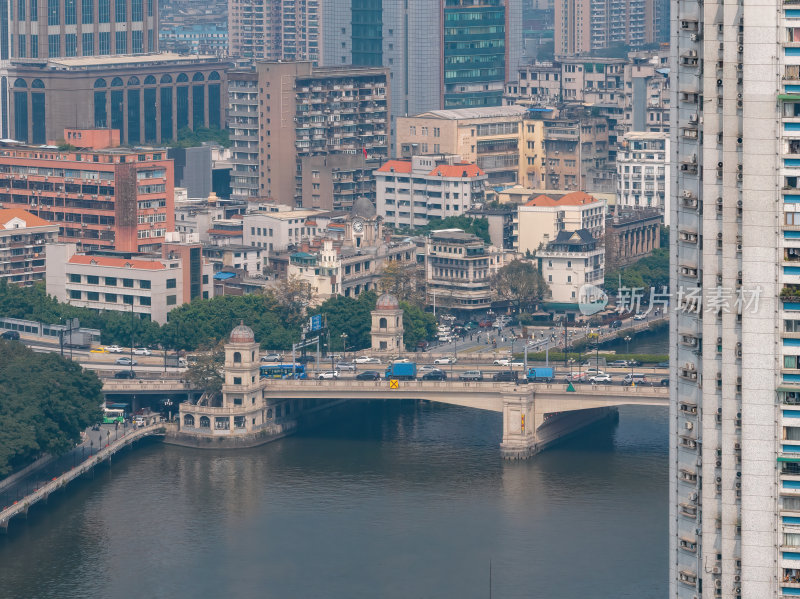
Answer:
478, 320, 493, 328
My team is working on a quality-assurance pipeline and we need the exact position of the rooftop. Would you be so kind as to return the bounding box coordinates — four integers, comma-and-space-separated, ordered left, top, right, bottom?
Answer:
40, 52, 223, 69
68, 254, 166, 270
412, 106, 528, 121
376, 160, 484, 178
525, 191, 601, 207
0, 208, 52, 229
247, 209, 327, 221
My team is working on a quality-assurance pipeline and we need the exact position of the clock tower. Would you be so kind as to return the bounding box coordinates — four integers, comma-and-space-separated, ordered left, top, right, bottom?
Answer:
346, 215, 381, 248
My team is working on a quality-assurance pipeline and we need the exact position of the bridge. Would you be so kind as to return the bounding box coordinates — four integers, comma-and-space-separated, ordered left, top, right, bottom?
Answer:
0, 420, 167, 533
100, 376, 667, 459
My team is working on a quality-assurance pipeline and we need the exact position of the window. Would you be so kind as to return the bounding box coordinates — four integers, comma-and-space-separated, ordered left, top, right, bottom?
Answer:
30, 35, 37, 57
166, 295, 177, 305
69, 273, 81, 283
99, 31, 110, 54
86, 275, 99, 285
18, 0, 25, 20
105, 293, 117, 302
82, 32, 93, 55
30, 0, 36, 20
98, 0, 108, 22
65, 33, 77, 56
131, 30, 142, 53
131, 0, 142, 20
18, 34, 26, 58
64, 0, 76, 23
86, 291, 99, 301
114, 0, 125, 20
122, 278, 134, 288
48, 34, 60, 57
82, 0, 93, 23
115, 31, 127, 54
69, 290, 81, 299
166, 278, 176, 289
47, 0, 59, 25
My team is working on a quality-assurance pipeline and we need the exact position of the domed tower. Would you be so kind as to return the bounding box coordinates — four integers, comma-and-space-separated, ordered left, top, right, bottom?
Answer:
222, 321, 262, 409
371, 293, 404, 353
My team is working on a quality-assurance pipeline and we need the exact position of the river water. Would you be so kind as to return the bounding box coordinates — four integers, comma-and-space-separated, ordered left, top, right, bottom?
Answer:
0, 400, 667, 599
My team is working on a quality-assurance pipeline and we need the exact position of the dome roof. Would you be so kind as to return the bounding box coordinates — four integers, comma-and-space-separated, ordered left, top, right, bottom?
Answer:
352, 197, 376, 219
229, 321, 255, 343
376, 293, 400, 311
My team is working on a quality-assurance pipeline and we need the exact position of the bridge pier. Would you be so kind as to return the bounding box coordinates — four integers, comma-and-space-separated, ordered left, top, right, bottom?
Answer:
500, 393, 539, 459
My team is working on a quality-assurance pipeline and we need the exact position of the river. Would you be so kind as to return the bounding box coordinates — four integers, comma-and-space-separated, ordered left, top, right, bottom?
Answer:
0, 400, 667, 599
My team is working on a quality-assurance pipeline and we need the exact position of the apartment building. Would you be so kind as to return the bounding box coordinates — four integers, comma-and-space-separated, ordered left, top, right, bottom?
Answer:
242, 207, 330, 253
46, 242, 213, 323
0, 208, 59, 285
3, 0, 159, 60
375, 156, 487, 229
397, 106, 528, 188
254, 61, 389, 211
0, 132, 174, 253
1, 53, 229, 145
537, 229, 603, 304
228, 0, 320, 63
159, 23, 228, 55
624, 52, 671, 133
669, 1, 796, 597
424, 229, 503, 313
616, 131, 670, 222
515, 190, 606, 254
227, 68, 259, 202
540, 112, 612, 191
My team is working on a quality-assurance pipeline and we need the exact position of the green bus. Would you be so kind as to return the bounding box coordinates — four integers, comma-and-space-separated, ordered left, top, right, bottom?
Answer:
102, 408, 125, 424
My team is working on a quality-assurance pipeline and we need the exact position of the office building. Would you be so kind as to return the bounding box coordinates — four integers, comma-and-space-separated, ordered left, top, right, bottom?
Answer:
4, 0, 159, 60
0, 53, 229, 145
254, 61, 389, 211
668, 2, 798, 597
0, 131, 173, 253
375, 156, 487, 229
228, 0, 319, 63
616, 131, 670, 222
321, 0, 522, 129
0, 208, 59, 285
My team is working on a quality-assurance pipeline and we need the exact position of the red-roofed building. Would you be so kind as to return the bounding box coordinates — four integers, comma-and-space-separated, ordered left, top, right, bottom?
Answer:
46, 242, 214, 323
515, 189, 607, 255
375, 155, 487, 228
0, 133, 174, 254
0, 208, 59, 285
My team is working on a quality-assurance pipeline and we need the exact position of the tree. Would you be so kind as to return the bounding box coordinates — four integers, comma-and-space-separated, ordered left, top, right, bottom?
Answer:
493, 259, 548, 313
400, 301, 437, 351
394, 216, 492, 245
604, 248, 669, 294
319, 291, 376, 351
273, 276, 313, 325
0, 339, 103, 475
185, 342, 224, 404
379, 260, 423, 305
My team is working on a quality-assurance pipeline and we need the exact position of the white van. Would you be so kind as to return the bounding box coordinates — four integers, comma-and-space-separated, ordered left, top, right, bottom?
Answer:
622, 373, 648, 386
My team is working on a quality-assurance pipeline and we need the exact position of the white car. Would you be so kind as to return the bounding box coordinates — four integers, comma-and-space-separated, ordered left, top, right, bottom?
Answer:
418, 365, 440, 373
133, 347, 152, 356
336, 362, 356, 371
589, 373, 613, 383
106, 345, 124, 353
434, 357, 456, 365
633, 312, 647, 321
511, 360, 525, 367
317, 371, 340, 380
354, 356, 381, 364
393, 358, 411, 363
493, 358, 510, 366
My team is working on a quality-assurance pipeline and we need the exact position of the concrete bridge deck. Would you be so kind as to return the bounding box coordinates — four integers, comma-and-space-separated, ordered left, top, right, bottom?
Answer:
0, 421, 166, 533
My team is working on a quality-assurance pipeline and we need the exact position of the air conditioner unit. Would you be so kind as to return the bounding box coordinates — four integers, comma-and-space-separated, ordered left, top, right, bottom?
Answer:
715, 459, 722, 467
712, 567, 721, 574
737, 173, 743, 182
715, 580, 722, 589
716, 476, 722, 483
734, 442, 741, 450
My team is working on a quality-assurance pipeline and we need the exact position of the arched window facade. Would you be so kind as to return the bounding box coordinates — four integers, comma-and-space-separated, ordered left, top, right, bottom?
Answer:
379, 317, 387, 329
184, 414, 195, 427
144, 75, 156, 85
199, 416, 210, 428
233, 351, 242, 363
94, 78, 107, 88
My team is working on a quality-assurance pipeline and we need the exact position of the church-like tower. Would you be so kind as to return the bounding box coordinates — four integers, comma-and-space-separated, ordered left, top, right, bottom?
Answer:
370, 293, 404, 353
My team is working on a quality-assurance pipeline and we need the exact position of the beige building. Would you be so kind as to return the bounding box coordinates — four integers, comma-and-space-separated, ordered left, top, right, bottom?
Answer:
424, 229, 503, 313
515, 191, 606, 255
243, 206, 331, 253
396, 106, 528, 188
537, 229, 604, 305
255, 61, 389, 211
0, 208, 59, 285
371, 293, 404, 354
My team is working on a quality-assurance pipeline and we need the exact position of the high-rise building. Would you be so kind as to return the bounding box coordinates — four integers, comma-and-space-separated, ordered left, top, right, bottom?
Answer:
3, 0, 159, 60
228, 0, 319, 63
227, 68, 260, 202
669, 1, 799, 597
254, 61, 389, 211
321, 0, 522, 135
554, 0, 665, 56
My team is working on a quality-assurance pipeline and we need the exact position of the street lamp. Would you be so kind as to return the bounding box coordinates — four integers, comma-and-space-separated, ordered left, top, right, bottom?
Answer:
624, 335, 632, 374
340, 332, 348, 363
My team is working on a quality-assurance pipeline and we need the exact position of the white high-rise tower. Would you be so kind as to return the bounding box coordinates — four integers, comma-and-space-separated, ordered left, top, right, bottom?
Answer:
670, 0, 800, 597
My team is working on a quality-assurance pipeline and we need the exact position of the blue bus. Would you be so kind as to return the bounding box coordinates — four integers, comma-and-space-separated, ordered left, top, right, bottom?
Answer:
260, 364, 307, 379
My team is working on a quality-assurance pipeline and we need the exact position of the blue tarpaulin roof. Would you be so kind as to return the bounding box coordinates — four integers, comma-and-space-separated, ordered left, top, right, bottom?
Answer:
213, 272, 236, 280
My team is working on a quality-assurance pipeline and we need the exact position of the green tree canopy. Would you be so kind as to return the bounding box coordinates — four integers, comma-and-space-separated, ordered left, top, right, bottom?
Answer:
400, 301, 437, 351
318, 290, 376, 352
166, 126, 231, 149
0, 339, 103, 475
493, 259, 549, 313
605, 248, 670, 294
393, 216, 492, 244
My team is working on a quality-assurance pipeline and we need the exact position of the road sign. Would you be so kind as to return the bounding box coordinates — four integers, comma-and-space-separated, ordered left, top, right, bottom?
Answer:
389, 379, 399, 389
566, 382, 576, 392
309, 314, 323, 332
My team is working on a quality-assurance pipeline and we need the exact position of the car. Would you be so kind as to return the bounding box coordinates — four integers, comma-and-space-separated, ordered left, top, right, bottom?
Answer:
422, 370, 447, 381
104, 344, 123, 354
90, 347, 108, 353
627, 360, 642, 367
493, 358, 510, 366
492, 370, 518, 382
133, 416, 146, 427
416, 340, 430, 350
585, 367, 605, 375
608, 360, 628, 368
0, 330, 20, 340
589, 373, 613, 383
633, 312, 647, 321
295, 355, 317, 364
356, 370, 382, 381
317, 371, 340, 380
393, 358, 411, 363
418, 365, 440, 373
478, 320, 493, 328
336, 362, 356, 371
354, 356, 381, 364
459, 370, 483, 381
609, 320, 622, 329
565, 372, 587, 382
114, 370, 136, 379
261, 353, 283, 362
660, 377, 670, 386
622, 373, 648, 386
133, 347, 151, 356
115, 357, 137, 366
434, 357, 456, 365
